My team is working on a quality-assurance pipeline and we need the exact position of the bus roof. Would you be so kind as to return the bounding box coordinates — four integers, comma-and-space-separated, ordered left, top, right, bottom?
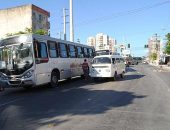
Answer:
1, 34, 93, 48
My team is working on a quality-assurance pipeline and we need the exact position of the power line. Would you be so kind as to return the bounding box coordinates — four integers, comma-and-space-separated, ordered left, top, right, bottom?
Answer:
75, 0, 170, 27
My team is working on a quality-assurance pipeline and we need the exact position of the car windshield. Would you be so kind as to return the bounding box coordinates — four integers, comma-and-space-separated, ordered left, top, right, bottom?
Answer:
93, 57, 111, 64
0, 43, 33, 70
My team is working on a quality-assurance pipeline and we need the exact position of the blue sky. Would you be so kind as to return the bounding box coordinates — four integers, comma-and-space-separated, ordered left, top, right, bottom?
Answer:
1, 0, 170, 56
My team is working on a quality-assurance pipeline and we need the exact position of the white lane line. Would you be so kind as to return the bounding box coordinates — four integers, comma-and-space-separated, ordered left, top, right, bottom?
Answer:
0, 98, 22, 108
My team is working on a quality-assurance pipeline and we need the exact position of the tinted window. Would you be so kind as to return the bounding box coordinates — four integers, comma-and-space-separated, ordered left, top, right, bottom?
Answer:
69, 45, 76, 58
59, 43, 68, 58
48, 41, 58, 58
83, 48, 89, 58
77, 46, 83, 58
34, 41, 48, 58
89, 48, 93, 58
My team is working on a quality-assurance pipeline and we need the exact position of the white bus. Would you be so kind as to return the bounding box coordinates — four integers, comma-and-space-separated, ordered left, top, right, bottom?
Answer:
0, 34, 95, 89
89, 54, 126, 80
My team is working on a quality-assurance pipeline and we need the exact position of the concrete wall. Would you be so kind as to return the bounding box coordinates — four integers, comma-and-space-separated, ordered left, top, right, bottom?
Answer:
0, 4, 50, 39
0, 5, 32, 38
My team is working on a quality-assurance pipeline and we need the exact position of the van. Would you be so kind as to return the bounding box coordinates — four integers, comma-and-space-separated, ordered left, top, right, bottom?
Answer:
89, 55, 126, 80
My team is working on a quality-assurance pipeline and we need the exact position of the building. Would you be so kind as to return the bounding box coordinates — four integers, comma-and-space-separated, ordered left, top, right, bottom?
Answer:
87, 33, 117, 52
95, 33, 109, 50
109, 37, 117, 53
87, 36, 96, 47
148, 34, 161, 62
0, 4, 50, 38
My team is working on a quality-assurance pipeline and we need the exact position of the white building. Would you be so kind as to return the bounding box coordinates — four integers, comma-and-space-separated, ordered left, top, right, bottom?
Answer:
87, 36, 96, 47
87, 33, 116, 52
109, 37, 117, 53
95, 33, 109, 50
0, 4, 50, 38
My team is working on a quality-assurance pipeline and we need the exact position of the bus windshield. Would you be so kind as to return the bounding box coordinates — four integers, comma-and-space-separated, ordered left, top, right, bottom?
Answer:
0, 43, 33, 75
93, 57, 111, 64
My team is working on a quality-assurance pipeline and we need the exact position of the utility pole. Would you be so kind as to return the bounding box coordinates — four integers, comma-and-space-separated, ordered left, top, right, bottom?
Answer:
63, 8, 69, 41
70, 0, 74, 42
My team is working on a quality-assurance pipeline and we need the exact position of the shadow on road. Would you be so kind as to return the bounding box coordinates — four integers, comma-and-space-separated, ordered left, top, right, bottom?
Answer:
0, 77, 147, 130
118, 74, 145, 81
126, 67, 137, 72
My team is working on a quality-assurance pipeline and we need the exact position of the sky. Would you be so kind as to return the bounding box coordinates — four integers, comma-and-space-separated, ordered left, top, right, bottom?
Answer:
1, 0, 170, 56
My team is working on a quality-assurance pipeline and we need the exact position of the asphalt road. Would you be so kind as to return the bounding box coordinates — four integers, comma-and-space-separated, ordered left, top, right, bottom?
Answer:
0, 64, 170, 130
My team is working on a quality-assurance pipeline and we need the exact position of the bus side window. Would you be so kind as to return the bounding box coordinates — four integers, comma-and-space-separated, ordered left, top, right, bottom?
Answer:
83, 47, 88, 58
34, 40, 48, 64
59, 43, 68, 58
76, 46, 83, 58
68, 45, 76, 58
89, 48, 93, 58
47, 41, 58, 58
87, 48, 90, 58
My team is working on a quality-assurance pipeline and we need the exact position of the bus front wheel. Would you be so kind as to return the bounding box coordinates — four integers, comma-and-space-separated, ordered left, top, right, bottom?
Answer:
50, 71, 59, 88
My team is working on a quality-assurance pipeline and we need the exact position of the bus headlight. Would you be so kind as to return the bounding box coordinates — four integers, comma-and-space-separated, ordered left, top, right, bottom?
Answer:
22, 70, 34, 79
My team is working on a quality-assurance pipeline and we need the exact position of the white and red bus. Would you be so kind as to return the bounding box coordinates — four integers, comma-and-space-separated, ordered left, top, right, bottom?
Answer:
0, 34, 95, 89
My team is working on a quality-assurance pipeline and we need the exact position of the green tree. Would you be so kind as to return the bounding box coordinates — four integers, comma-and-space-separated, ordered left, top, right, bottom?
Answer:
25, 27, 32, 33
5, 28, 47, 37
34, 29, 47, 35
150, 53, 157, 61
165, 33, 170, 55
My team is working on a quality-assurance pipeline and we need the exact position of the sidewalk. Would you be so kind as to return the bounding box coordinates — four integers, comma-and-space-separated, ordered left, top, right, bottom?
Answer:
149, 63, 170, 72
159, 65, 170, 71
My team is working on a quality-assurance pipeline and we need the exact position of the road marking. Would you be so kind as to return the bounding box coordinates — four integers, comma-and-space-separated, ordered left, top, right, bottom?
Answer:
0, 98, 22, 108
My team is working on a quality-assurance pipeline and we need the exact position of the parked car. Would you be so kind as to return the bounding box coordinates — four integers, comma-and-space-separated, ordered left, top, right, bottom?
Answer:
89, 54, 126, 80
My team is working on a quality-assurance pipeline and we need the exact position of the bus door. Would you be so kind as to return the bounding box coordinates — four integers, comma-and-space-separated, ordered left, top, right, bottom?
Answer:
34, 40, 50, 85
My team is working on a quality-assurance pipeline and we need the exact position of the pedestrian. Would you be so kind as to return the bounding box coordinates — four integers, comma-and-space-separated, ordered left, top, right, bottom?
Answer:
82, 59, 89, 80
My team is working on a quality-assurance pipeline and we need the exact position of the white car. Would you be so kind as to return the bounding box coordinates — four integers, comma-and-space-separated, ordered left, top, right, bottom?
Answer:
89, 55, 126, 80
